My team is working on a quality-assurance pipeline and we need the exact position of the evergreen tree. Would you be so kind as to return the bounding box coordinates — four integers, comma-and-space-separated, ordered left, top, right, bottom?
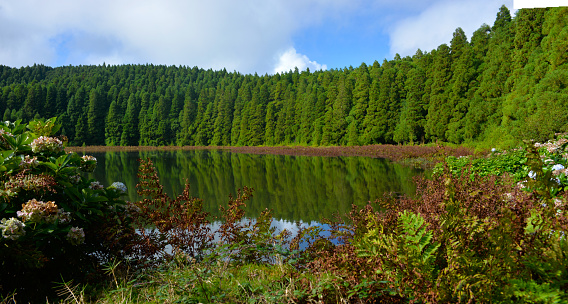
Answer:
331, 75, 350, 145
87, 87, 106, 145
44, 83, 57, 118
138, 92, 151, 145
246, 81, 268, 145
177, 84, 197, 145
347, 63, 370, 145
394, 55, 426, 143
361, 64, 383, 144
22, 83, 44, 121
105, 100, 122, 145
446, 28, 476, 143
425, 44, 452, 141
120, 93, 140, 146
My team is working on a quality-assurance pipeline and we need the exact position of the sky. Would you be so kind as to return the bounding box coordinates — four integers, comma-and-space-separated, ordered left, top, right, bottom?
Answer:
0, 0, 516, 75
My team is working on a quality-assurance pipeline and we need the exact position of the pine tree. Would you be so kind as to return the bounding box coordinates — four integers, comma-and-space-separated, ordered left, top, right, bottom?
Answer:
330, 75, 350, 145
298, 82, 317, 144
44, 84, 57, 118
87, 87, 106, 145
446, 28, 476, 144
120, 93, 140, 146
105, 100, 122, 145
22, 83, 44, 121
361, 63, 383, 144
152, 94, 171, 145
137, 92, 151, 145
425, 44, 452, 141
347, 63, 370, 145
394, 56, 426, 143
246, 81, 268, 145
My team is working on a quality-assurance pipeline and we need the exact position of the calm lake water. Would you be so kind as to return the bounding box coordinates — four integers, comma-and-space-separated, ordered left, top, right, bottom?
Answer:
87, 150, 425, 223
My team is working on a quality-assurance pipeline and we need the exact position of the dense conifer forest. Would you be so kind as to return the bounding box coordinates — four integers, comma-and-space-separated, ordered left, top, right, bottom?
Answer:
0, 6, 566, 148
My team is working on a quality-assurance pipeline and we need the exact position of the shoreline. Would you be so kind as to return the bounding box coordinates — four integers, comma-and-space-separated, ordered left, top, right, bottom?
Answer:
65, 144, 475, 163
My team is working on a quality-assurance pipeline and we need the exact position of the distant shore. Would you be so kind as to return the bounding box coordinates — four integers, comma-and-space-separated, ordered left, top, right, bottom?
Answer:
66, 144, 474, 163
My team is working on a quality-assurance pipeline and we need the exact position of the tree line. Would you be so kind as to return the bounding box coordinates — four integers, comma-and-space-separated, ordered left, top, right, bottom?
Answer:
0, 6, 566, 148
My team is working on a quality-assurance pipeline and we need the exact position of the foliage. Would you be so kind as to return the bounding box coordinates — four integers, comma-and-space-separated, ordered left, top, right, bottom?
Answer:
14, 136, 565, 303
355, 210, 440, 301
306, 161, 568, 303
0, 118, 132, 302
436, 134, 568, 196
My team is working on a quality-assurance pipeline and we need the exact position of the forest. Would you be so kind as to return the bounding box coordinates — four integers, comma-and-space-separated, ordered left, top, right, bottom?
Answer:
0, 6, 566, 149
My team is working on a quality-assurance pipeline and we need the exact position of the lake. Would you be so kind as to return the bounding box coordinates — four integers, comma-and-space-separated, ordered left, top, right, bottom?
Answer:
87, 150, 425, 223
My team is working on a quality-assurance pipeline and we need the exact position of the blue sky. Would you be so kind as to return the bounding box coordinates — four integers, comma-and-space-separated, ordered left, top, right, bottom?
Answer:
0, 0, 517, 75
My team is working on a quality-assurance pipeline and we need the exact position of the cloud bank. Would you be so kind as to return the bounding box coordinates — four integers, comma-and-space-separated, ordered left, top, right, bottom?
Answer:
388, 0, 514, 57
0, 0, 353, 74
0, 0, 519, 74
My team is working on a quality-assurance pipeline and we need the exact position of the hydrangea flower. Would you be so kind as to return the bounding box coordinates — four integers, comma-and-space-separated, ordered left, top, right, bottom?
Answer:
66, 227, 85, 245
528, 171, 536, 179
0, 129, 13, 149
19, 155, 39, 169
69, 174, 82, 184
0, 217, 26, 240
89, 181, 104, 190
80, 155, 97, 172
5, 172, 57, 194
17, 199, 59, 223
57, 209, 72, 224
108, 181, 127, 194
124, 201, 141, 214
552, 164, 565, 171
30, 136, 63, 154
0, 128, 13, 137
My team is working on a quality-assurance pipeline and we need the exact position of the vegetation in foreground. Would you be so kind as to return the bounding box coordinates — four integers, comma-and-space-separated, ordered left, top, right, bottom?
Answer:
2, 118, 568, 303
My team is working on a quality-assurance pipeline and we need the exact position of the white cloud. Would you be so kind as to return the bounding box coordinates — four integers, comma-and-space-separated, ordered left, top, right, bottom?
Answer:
273, 47, 327, 74
388, 0, 514, 57
0, 0, 349, 74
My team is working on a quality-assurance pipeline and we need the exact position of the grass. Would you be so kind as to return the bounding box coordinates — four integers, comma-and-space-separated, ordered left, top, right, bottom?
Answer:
65, 253, 344, 304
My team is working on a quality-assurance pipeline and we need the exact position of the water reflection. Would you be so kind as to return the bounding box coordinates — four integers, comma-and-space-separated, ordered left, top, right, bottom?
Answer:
87, 150, 424, 222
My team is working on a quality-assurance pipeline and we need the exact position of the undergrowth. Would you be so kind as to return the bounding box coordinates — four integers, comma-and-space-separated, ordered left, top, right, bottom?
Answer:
2, 131, 568, 303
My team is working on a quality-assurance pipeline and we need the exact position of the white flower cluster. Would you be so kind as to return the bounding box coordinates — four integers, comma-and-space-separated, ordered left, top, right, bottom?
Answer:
0, 128, 13, 137
528, 136, 568, 182
69, 174, 82, 184
0, 128, 13, 149
80, 155, 97, 172
19, 155, 39, 169
0, 217, 26, 240
17, 199, 60, 223
109, 181, 127, 194
66, 226, 85, 245
30, 136, 63, 154
551, 164, 568, 177
89, 181, 104, 190
124, 201, 141, 214
535, 137, 568, 154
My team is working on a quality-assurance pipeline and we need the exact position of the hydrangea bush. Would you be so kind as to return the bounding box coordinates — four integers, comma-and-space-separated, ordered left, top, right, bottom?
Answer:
0, 118, 133, 301
435, 134, 568, 196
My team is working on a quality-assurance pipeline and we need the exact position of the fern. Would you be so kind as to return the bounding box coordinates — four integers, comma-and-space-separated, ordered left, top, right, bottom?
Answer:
511, 279, 565, 304
354, 210, 440, 301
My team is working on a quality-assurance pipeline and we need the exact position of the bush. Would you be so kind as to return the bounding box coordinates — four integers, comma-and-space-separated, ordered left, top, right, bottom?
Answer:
0, 118, 133, 302
306, 162, 568, 303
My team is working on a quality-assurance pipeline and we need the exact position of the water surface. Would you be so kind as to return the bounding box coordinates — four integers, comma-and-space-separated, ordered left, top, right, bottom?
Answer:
88, 150, 424, 222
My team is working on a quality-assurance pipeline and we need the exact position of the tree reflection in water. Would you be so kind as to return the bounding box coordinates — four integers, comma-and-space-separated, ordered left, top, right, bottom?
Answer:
87, 150, 425, 223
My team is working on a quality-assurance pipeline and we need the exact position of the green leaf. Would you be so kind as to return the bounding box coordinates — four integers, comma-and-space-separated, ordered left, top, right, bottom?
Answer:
40, 161, 59, 172
0, 150, 13, 159
86, 196, 109, 203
